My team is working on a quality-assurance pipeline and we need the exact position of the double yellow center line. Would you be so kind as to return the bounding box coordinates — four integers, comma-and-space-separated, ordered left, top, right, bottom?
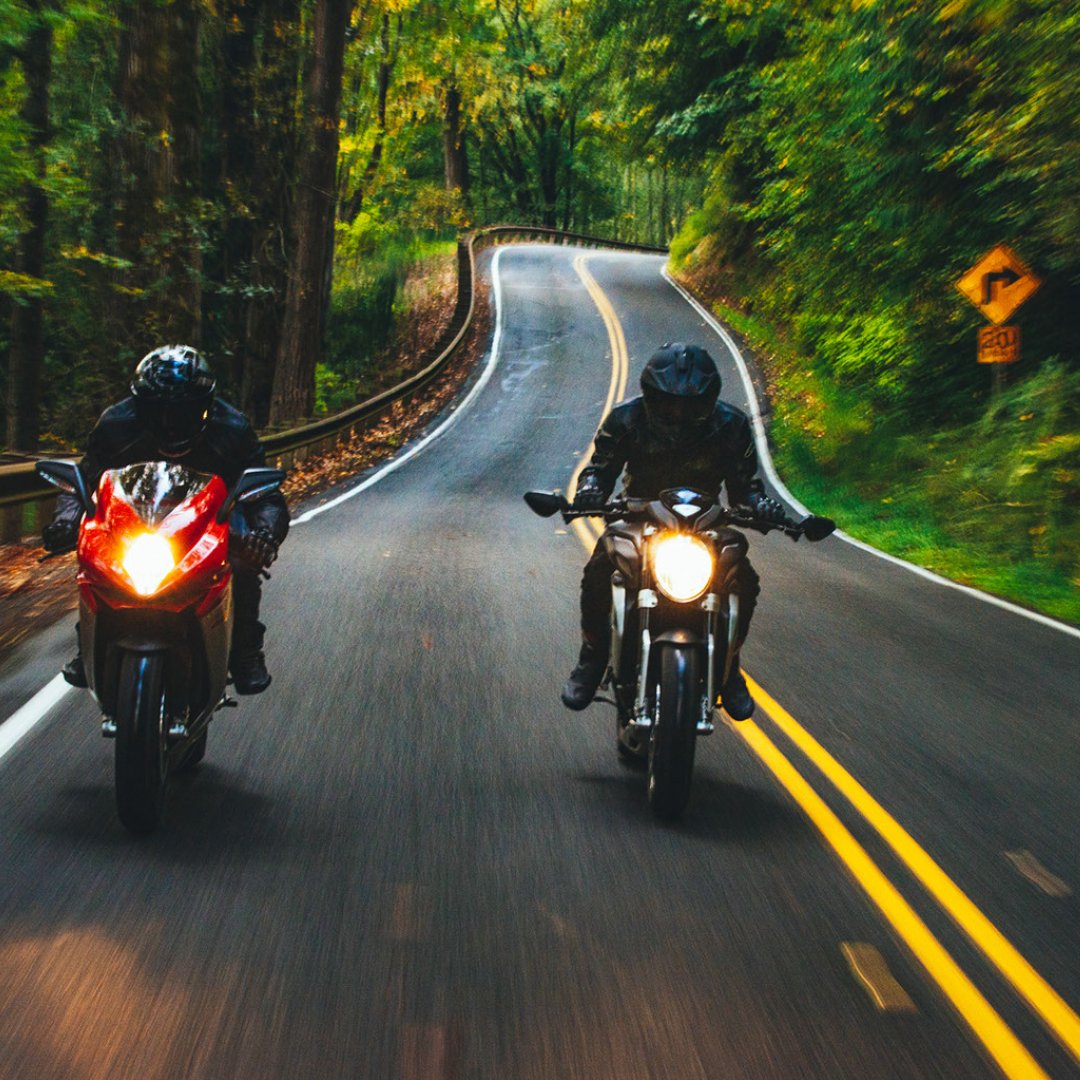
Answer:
569, 254, 629, 550
569, 254, 1079, 1079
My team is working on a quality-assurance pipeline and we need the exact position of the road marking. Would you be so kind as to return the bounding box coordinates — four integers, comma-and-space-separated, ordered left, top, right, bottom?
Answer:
0, 675, 72, 765
568, 254, 629, 549
841, 942, 918, 1013
747, 675, 1080, 1067
738, 720, 1047, 1079
661, 265, 1080, 642
1005, 851, 1072, 899
291, 247, 510, 526
573, 260, 1053, 1077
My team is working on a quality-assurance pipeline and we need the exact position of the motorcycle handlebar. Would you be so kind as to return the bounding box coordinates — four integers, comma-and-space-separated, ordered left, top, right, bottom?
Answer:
524, 491, 835, 542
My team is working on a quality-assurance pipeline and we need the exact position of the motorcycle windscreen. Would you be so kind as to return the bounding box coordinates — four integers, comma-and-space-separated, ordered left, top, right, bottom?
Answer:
109, 462, 215, 527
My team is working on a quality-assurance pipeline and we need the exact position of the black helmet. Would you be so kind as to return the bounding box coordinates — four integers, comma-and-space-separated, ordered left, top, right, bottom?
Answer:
640, 343, 720, 443
131, 345, 216, 457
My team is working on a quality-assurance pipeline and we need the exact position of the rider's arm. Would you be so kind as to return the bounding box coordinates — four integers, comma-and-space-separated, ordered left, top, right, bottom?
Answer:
723, 412, 766, 507
578, 402, 635, 498
51, 407, 128, 527
230, 418, 291, 544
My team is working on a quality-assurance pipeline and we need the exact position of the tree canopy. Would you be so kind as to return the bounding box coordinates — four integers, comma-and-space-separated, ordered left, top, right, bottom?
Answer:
0, 0, 1075, 444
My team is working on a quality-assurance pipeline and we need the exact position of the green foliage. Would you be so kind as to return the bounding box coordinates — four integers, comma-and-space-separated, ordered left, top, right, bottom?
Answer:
718, 293, 1080, 621
634, 0, 1078, 421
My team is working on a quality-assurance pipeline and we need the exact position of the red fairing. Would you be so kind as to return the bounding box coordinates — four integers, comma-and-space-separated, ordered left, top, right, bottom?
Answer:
78, 470, 231, 614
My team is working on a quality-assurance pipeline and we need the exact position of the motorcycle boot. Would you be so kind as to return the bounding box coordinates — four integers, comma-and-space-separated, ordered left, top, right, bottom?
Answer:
561, 640, 607, 711
62, 626, 88, 688
230, 620, 271, 695
63, 654, 88, 688
720, 657, 755, 721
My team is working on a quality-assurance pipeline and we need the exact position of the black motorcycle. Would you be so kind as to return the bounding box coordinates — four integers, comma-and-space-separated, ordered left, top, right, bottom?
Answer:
526, 487, 835, 819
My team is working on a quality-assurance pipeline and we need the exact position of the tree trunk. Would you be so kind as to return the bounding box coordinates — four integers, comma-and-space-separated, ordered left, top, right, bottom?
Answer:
164, 0, 203, 341
242, 0, 301, 426
269, 0, 352, 424
114, 0, 202, 351
443, 82, 469, 197
218, 0, 259, 393
6, 3, 51, 452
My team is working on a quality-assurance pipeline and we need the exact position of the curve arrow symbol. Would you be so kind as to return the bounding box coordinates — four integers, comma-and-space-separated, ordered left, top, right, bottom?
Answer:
982, 267, 1021, 305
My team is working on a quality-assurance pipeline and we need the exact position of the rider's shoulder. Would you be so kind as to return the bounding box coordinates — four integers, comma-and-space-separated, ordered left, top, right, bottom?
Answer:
97, 396, 138, 427
713, 398, 751, 429
209, 397, 252, 431
609, 397, 645, 430
91, 397, 139, 443
208, 398, 259, 445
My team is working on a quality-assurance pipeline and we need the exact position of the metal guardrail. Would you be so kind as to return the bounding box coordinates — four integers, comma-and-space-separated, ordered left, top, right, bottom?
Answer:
0, 225, 668, 540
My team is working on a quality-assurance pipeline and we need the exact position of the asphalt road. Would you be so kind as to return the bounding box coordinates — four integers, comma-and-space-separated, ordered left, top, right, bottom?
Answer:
0, 244, 1078, 1079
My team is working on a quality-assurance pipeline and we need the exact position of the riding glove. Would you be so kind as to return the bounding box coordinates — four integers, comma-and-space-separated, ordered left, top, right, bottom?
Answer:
42, 519, 79, 554
232, 526, 279, 570
572, 475, 608, 513
747, 492, 787, 524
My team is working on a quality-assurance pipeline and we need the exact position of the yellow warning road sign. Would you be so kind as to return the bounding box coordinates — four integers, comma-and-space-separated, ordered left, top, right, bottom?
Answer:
956, 244, 1041, 325
978, 324, 1020, 364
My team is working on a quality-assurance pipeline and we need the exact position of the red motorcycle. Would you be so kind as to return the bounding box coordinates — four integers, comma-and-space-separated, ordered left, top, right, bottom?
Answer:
37, 458, 284, 833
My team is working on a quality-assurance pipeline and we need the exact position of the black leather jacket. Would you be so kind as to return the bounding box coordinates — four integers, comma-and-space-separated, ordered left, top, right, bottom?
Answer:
53, 397, 290, 542
579, 396, 766, 506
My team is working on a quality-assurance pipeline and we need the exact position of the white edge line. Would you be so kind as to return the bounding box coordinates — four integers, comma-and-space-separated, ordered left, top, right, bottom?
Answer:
1, 251, 512, 747
291, 246, 507, 526
661, 265, 1080, 642
0, 674, 72, 764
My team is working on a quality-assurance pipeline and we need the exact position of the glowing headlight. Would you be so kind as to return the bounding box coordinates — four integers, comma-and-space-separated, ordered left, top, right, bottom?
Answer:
652, 533, 714, 603
121, 533, 175, 596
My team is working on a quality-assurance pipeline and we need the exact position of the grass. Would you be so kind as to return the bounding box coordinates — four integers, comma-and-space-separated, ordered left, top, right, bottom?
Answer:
702, 297, 1080, 627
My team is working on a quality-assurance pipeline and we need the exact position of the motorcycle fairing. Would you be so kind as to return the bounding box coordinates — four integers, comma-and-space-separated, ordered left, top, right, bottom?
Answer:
77, 462, 234, 724
79, 464, 230, 611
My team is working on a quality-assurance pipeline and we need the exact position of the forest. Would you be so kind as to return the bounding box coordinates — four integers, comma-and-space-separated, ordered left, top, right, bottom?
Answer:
1, 0, 1077, 608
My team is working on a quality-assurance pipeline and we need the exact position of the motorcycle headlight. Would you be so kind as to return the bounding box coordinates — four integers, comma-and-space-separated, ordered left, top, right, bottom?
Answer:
651, 533, 714, 603
121, 533, 175, 596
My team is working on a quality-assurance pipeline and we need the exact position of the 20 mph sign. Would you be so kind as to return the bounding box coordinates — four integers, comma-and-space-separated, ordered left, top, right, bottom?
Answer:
956, 244, 1041, 325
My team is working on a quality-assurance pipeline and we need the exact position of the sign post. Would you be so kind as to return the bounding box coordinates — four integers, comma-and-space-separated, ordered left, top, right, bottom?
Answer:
956, 244, 1041, 395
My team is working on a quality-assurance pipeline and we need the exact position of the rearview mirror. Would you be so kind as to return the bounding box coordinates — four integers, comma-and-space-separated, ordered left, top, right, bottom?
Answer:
217, 468, 287, 524
801, 515, 836, 542
36, 459, 94, 517
524, 491, 569, 518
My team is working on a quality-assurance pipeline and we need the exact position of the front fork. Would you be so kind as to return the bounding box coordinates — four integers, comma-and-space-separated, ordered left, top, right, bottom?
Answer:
616, 588, 729, 737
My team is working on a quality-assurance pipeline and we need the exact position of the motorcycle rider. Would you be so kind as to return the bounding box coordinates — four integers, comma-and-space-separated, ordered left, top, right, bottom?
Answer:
41, 345, 290, 695
562, 342, 786, 720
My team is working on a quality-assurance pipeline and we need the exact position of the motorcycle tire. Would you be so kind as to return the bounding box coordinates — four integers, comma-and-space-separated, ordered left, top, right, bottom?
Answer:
114, 651, 169, 834
647, 645, 699, 820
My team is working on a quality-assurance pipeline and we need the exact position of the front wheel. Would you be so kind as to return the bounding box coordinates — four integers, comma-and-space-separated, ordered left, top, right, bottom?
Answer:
647, 646, 700, 820
114, 651, 169, 834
